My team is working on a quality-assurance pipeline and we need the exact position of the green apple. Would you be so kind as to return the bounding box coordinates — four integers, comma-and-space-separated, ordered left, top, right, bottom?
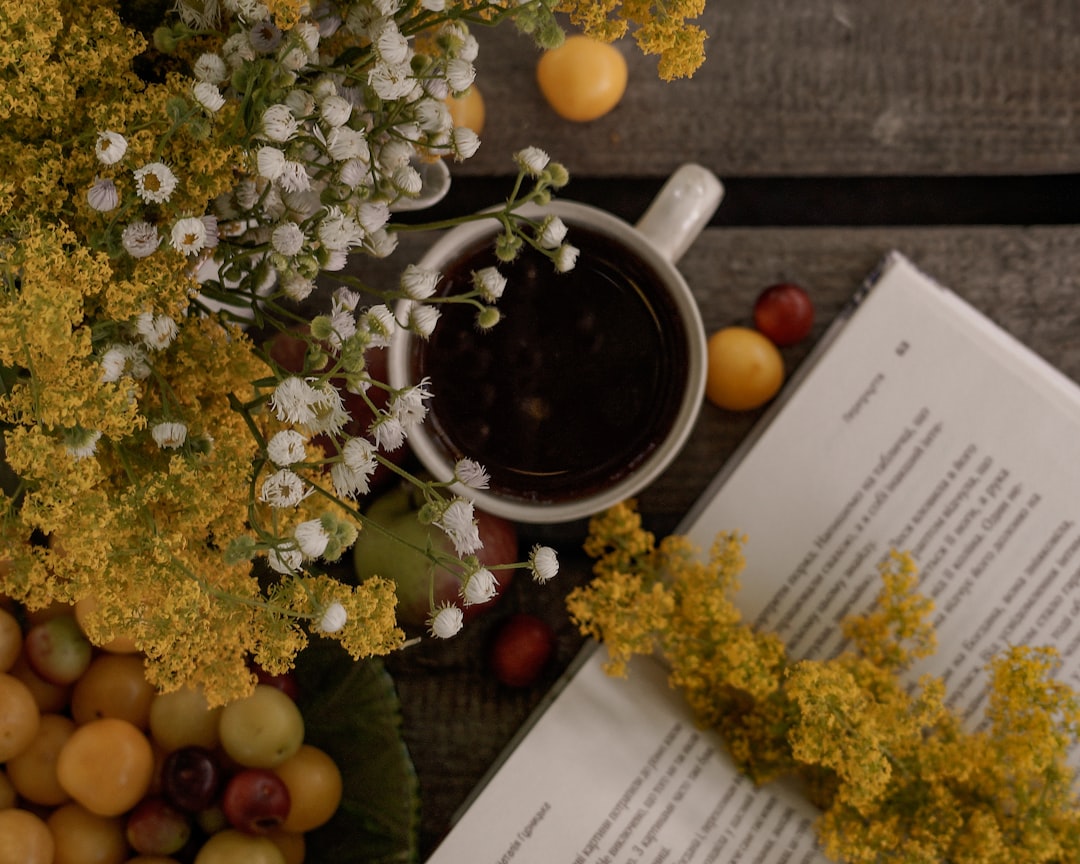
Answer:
353, 482, 517, 631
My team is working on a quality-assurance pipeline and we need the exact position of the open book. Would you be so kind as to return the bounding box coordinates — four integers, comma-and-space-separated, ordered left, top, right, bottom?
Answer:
426, 252, 1080, 864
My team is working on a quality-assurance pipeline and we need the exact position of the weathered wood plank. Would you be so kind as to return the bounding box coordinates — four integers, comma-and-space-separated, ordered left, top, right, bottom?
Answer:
457, 1, 1080, 178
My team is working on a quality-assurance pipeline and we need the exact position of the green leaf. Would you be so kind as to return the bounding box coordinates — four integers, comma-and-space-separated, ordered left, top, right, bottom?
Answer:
296, 639, 420, 864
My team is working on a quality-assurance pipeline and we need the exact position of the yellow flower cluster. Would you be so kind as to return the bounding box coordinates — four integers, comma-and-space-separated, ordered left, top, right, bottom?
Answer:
555, 0, 707, 79
569, 501, 1080, 863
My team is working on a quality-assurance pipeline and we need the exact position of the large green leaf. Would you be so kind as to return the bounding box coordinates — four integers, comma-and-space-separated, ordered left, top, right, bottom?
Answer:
296, 639, 420, 864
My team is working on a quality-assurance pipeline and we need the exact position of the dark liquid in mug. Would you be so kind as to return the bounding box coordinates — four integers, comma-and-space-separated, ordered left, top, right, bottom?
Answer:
413, 224, 690, 503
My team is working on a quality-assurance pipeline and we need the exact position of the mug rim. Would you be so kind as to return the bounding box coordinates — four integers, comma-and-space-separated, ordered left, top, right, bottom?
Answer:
388, 199, 707, 524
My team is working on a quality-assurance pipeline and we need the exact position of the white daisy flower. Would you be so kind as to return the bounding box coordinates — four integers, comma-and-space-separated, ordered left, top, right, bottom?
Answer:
472, 266, 506, 301
318, 206, 363, 251
461, 568, 498, 607
537, 216, 568, 250
319, 94, 352, 128
529, 544, 559, 583
391, 379, 432, 431
294, 20, 321, 54
193, 81, 226, 112
255, 146, 286, 180
400, 264, 440, 300
193, 52, 228, 83
281, 273, 315, 301
365, 228, 398, 259
271, 222, 305, 256
369, 413, 405, 451
330, 460, 369, 499
326, 126, 367, 162
428, 603, 463, 639
276, 161, 311, 194
305, 382, 349, 436
342, 436, 378, 475
450, 127, 480, 161
338, 158, 369, 189
201, 214, 220, 248
270, 376, 323, 425
435, 497, 482, 556
414, 98, 451, 134
65, 428, 103, 460
445, 57, 475, 93
87, 178, 119, 212
377, 25, 410, 65
95, 130, 128, 165
260, 468, 312, 507
391, 164, 423, 196
322, 248, 349, 271
453, 458, 490, 490
554, 243, 580, 273
368, 61, 416, 101
136, 312, 178, 351
266, 429, 308, 466
249, 19, 282, 52
267, 544, 303, 575
361, 304, 396, 347
514, 146, 550, 176
100, 345, 128, 383
399, 301, 441, 339
294, 518, 330, 558
121, 221, 162, 259
152, 421, 188, 450
260, 104, 299, 142
421, 0, 446, 12
170, 216, 208, 255
318, 602, 347, 633
357, 201, 390, 235
133, 162, 178, 204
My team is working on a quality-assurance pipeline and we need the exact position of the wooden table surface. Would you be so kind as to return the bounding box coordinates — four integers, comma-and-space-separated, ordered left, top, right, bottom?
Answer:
349, 3, 1080, 858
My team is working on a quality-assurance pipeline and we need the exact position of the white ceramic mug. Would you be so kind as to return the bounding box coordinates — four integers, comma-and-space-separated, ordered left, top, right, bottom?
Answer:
388, 163, 723, 523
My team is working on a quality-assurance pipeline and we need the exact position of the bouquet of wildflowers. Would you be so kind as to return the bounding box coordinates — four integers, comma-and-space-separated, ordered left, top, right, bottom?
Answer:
0, 0, 624, 706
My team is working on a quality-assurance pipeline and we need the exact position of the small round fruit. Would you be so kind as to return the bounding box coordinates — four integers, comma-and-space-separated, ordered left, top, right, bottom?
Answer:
47, 802, 128, 864
71, 652, 156, 728
74, 595, 140, 654
0, 769, 16, 809
0, 607, 21, 673
5, 712, 75, 806
490, 614, 556, 688
0, 809, 54, 864
218, 685, 304, 769
148, 685, 222, 752
273, 744, 343, 832
753, 282, 814, 346
56, 717, 155, 816
126, 797, 192, 856
161, 746, 222, 812
9, 651, 71, 712
222, 768, 292, 835
0, 671, 40, 761
445, 85, 485, 135
536, 35, 628, 122
23, 613, 93, 685
705, 327, 785, 411
193, 829, 287, 864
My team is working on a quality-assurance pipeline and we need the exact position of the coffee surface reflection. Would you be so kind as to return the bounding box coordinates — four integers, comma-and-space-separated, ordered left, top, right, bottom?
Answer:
413, 224, 690, 503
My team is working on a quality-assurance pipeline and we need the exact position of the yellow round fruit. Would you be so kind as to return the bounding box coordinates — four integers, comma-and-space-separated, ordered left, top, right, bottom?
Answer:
445, 85, 485, 135
0, 672, 40, 761
148, 684, 222, 752
71, 653, 155, 728
219, 685, 304, 769
705, 327, 785, 411
193, 830, 286, 864
0, 607, 21, 673
0, 769, 16, 809
0, 809, 54, 864
47, 802, 128, 864
74, 595, 140, 654
274, 744, 343, 832
6, 712, 75, 806
56, 717, 155, 816
536, 35, 628, 122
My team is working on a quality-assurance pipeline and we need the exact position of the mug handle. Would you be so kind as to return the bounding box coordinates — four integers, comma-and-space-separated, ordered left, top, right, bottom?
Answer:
634, 163, 724, 264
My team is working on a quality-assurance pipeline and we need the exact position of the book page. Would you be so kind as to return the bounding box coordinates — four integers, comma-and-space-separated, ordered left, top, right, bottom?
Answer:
426, 252, 1080, 863
685, 252, 1080, 729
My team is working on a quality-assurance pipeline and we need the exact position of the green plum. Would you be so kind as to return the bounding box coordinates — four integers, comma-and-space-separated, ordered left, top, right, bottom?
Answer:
353, 482, 517, 630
